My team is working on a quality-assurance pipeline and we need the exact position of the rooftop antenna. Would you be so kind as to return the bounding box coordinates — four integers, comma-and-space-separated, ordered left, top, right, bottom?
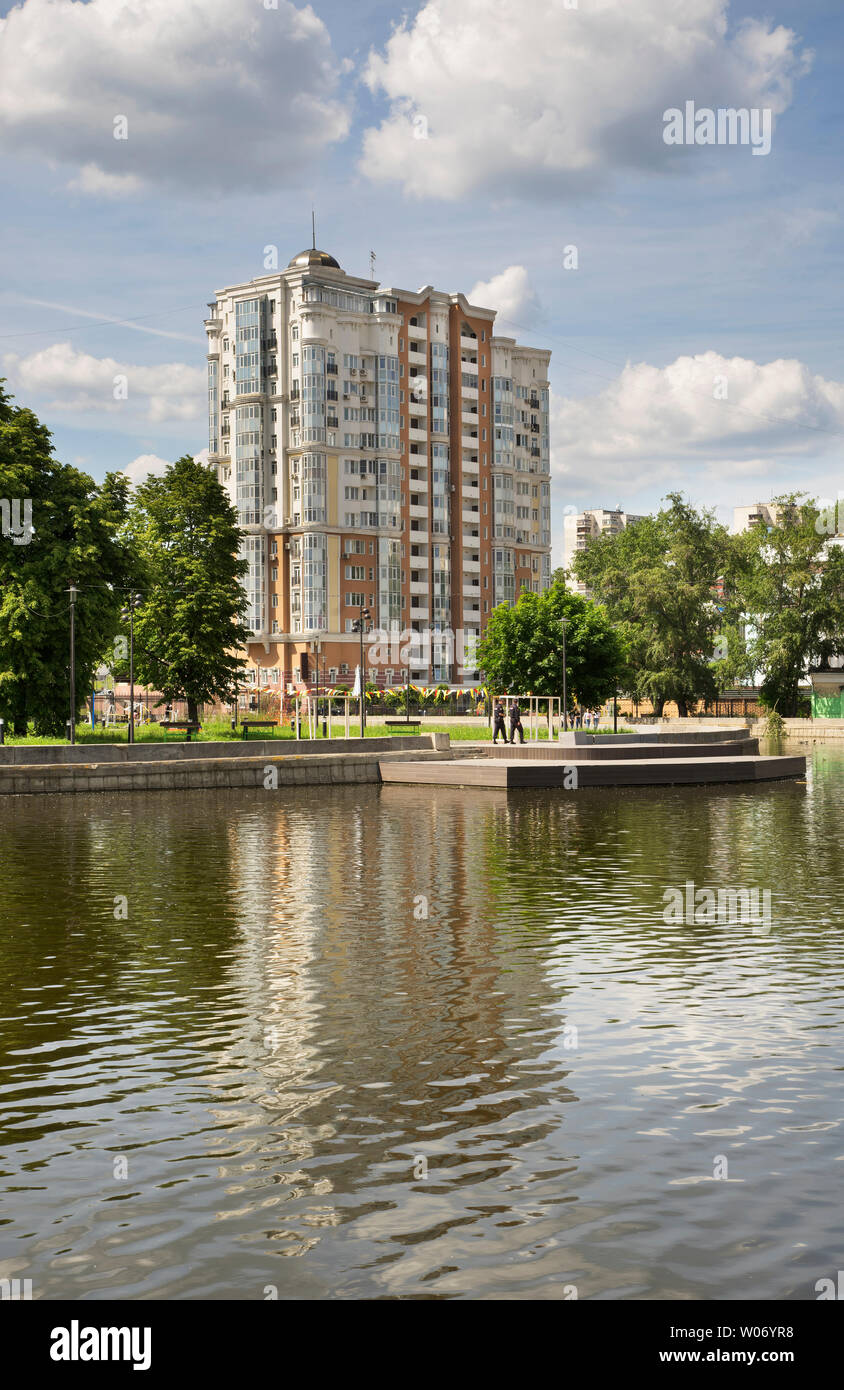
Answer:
370, 249, 376, 280
312, 208, 316, 249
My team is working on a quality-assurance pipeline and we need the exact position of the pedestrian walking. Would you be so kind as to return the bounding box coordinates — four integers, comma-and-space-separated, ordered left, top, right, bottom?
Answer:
492, 699, 508, 744
509, 700, 525, 745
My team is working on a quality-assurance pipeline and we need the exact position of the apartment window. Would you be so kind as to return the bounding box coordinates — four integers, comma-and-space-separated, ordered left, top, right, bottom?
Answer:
346, 592, 365, 606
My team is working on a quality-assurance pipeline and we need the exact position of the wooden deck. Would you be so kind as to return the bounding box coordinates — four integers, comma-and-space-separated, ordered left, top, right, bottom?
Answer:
379, 753, 806, 789
488, 738, 760, 761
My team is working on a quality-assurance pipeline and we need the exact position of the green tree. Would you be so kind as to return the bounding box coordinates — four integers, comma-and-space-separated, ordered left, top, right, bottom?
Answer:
131, 455, 251, 722
727, 494, 844, 716
0, 382, 134, 735
477, 579, 626, 711
574, 494, 729, 715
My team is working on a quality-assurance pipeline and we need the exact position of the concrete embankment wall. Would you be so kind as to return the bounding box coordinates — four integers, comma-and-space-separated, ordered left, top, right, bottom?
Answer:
750, 718, 844, 742
649, 715, 844, 743
0, 734, 450, 796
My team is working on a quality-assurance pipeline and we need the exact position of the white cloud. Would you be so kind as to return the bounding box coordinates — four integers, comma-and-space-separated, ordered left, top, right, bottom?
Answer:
362, 0, 811, 199
0, 0, 349, 194
67, 164, 143, 198
551, 350, 844, 493
123, 453, 171, 485
3, 342, 205, 423
468, 265, 538, 325
123, 448, 210, 486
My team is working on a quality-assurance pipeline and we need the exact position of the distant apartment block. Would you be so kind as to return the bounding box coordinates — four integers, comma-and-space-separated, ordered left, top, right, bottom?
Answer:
732, 503, 782, 532
205, 244, 551, 689
563, 507, 645, 594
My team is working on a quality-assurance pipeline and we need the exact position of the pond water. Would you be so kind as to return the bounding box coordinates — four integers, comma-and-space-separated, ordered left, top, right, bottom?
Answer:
0, 742, 841, 1299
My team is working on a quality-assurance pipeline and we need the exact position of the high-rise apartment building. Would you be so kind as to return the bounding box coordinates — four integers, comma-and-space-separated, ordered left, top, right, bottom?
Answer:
732, 503, 781, 533
563, 507, 644, 594
205, 244, 551, 689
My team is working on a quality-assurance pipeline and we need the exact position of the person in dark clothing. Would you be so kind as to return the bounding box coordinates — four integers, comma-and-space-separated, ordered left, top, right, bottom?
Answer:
492, 699, 508, 743
509, 700, 525, 745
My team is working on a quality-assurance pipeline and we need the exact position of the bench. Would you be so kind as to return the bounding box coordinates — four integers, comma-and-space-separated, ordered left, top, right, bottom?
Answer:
160, 722, 202, 742
239, 719, 277, 740
385, 718, 422, 732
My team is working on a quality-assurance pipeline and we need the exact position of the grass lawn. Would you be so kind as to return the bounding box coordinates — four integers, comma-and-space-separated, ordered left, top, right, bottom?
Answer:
2, 718, 630, 747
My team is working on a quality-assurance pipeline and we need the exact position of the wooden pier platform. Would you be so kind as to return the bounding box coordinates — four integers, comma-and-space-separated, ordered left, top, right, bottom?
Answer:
488, 738, 760, 761
379, 753, 805, 789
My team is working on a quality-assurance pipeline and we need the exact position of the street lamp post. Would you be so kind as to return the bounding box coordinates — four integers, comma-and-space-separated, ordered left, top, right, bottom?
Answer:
120, 593, 143, 745
67, 583, 78, 744
314, 635, 327, 738
561, 616, 569, 732
354, 607, 372, 735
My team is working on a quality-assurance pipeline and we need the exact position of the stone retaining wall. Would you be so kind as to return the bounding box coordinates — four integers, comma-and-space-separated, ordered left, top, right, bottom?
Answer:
0, 733, 442, 766
0, 737, 451, 796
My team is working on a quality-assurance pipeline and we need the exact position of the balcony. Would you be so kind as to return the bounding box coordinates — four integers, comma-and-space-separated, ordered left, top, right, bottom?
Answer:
461, 434, 479, 451
462, 507, 480, 523
409, 425, 428, 443
460, 334, 478, 350
463, 558, 481, 572
409, 503, 429, 519
410, 580, 429, 595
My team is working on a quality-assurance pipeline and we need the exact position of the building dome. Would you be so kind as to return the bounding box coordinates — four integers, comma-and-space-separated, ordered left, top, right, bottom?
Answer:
288, 248, 341, 270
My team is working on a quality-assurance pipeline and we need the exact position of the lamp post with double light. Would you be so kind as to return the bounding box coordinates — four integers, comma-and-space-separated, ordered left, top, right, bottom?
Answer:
120, 593, 143, 744
560, 616, 569, 732
353, 606, 372, 735
67, 582, 78, 743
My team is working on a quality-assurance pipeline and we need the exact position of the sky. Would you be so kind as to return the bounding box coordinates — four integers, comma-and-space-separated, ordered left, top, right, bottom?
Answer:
1, 0, 843, 567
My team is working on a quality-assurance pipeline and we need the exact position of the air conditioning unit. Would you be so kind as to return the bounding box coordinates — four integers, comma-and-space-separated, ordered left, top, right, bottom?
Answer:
343, 393, 350, 399
360, 369, 367, 378
350, 368, 357, 376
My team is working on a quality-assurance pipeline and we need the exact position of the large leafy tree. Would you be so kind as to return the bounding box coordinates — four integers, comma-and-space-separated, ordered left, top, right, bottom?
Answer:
131, 456, 251, 723
573, 494, 729, 715
725, 494, 844, 715
0, 382, 134, 735
478, 578, 626, 710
